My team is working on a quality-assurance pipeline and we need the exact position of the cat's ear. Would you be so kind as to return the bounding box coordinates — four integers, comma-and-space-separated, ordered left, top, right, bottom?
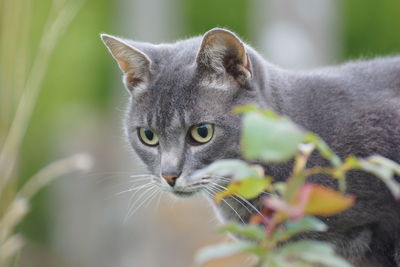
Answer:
100, 34, 150, 93
196, 28, 252, 87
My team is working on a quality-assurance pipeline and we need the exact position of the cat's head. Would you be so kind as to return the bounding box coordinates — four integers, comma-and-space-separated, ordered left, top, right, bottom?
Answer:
101, 28, 261, 197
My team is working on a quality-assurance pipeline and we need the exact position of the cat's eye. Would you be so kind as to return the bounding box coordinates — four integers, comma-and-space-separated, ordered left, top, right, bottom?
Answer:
138, 128, 159, 146
190, 123, 214, 144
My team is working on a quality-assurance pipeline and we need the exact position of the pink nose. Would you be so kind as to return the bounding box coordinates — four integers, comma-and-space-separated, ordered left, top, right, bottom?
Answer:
162, 173, 179, 187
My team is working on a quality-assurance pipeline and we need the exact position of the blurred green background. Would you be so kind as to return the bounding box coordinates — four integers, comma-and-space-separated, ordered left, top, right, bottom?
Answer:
1, 0, 399, 266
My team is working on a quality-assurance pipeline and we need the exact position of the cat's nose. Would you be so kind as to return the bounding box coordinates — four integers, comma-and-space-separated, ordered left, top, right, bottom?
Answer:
161, 172, 181, 187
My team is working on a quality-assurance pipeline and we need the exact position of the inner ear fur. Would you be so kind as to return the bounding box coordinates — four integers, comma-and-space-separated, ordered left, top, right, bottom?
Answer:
100, 34, 151, 91
196, 28, 252, 84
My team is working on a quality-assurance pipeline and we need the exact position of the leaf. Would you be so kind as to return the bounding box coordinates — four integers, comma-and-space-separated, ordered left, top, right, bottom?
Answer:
234, 105, 280, 119
305, 133, 342, 167
215, 177, 271, 203
359, 156, 400, 200
272, 216, 327, 242
219, 223, 266, 241
273, 240, 353, 267
301, 184, 355, 216
190, 159, 262, 182
336, 156, 360, 193
343, 155, 360, 169
234, 178, 271, 199
242, 111, 305, 162
195, 241, 258, 265
368, 155, 400, 176
264, 184, 354, 220
273, 182, 287, 196
233, 104, 261, 114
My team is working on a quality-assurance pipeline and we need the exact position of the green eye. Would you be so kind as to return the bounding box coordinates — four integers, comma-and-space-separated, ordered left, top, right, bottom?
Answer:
190, 123, 214, 144
138, 128, 159, 146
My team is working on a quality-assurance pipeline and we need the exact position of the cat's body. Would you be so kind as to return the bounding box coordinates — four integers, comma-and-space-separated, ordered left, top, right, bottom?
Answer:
101, 29, 400, 266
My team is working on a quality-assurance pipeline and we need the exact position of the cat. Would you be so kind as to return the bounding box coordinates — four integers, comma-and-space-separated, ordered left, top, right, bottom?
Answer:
101, 28, 400, 267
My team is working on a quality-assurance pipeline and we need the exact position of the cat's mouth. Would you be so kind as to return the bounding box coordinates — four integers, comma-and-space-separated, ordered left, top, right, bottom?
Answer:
167, 186, 202, 198
171, 190, 197, 198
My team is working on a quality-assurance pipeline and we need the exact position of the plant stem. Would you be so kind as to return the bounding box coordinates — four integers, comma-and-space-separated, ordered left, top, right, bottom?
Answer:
0, 0, 81, 193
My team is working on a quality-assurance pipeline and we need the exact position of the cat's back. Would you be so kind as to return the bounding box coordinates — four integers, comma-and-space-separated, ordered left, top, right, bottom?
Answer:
284, 56, 400, 159
287, 55, 400, 120
331, 56, 400, 93
292, 56, 400, 97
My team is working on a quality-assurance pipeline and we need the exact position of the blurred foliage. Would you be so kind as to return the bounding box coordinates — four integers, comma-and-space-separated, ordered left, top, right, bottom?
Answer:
0, 0, 115, 245
196, 106, 400, 267
342, 0, 400, 58
183, 0, 249, 39
19, 0, 114, 244
0, 0, 95, 265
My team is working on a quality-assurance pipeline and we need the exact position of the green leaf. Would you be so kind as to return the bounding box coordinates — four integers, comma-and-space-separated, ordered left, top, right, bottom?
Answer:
272, 216, 327, 242
219, 223, 266, 241
368, 155, 400, 176
242, 111, 305, 162
343, 155, 360, 169
359, 156, 400, 199
233, 104, 260, 114
191, 159, 262, 182
195, 241, 258, 265
234, 177, 271, 199
305, 133, 342, 167
234, 105, 281, 119
301, 184, 355, 216
215, 177, 271, 203
273, 182, 287, 196
273, 240, 353, 267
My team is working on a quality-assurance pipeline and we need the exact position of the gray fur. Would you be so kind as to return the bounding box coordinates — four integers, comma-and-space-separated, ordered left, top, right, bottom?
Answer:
101, 28, 400, 266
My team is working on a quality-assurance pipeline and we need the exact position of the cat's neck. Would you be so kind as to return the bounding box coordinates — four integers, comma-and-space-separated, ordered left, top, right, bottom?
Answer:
247, 48, 293, 115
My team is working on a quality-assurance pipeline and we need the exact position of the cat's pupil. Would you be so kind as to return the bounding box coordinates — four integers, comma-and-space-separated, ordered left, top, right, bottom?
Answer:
144, 129, 154, 140
197, 125, 208, 138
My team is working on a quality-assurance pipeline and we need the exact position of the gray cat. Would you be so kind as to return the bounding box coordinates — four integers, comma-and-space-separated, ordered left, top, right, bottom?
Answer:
101, 28, 400, 267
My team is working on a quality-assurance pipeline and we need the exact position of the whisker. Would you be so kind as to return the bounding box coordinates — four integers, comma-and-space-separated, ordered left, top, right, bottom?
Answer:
206, 186, 245, 224
141, 187, 160, 212
210, 182, 264, 217
212, 176, 233, 185
130, 178, 154, 184
88, 173, 157, 187
130, 185, 156, 208
124, 185, 155, 222
233, 195, 264, 217
129, 174, 158, 178
124, 176, 157, 183
104, 178, 159, 201
126, 188, 159, 221
114, 182, 155, 196
209, 175, 269, 215
211, 175, 231, 180
124, 186, 157, 223
202, 189, 223, 224
260, 191, 272, 197
85, 171, 149, 180
210, 182, 252, 214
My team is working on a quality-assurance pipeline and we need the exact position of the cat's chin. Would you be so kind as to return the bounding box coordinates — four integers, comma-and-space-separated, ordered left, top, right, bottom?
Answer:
169, 189, 199, 198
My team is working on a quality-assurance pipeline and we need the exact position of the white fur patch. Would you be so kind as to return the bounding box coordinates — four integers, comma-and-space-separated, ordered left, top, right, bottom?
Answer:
199, 74, 239, 91
122, 74, 149, 95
